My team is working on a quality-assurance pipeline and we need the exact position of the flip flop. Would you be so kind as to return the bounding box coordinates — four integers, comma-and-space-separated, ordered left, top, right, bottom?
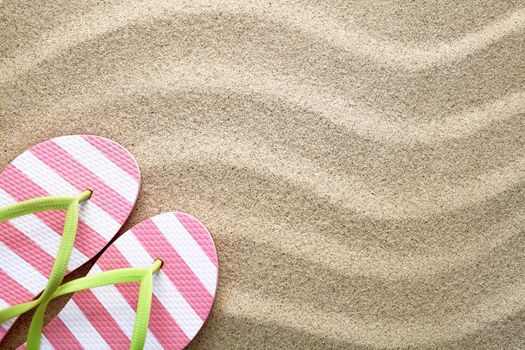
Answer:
31, 212, 219, 349
0, 135, 141, 342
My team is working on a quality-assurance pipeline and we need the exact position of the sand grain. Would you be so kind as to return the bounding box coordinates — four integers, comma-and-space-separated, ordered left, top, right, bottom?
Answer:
0, 0, 524, 349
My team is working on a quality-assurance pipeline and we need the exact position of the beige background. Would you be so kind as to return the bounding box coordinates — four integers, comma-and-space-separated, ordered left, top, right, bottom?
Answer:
1, 0, 525, 349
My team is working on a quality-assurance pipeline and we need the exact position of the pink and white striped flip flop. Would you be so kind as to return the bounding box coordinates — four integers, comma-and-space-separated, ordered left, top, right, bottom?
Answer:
0, 135, 141, 340
40, 212, 219, 349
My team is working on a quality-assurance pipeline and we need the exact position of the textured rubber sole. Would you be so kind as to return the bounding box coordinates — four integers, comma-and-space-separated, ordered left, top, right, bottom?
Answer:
0, 135, 141, 341
41, 212, 219, 349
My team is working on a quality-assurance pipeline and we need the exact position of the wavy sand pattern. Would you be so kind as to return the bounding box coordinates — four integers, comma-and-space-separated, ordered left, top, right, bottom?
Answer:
1, 0, 524, 349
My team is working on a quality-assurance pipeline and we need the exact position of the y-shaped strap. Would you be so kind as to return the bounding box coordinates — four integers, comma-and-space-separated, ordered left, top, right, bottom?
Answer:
26, 260, 163, 350
0, 190, 91, 324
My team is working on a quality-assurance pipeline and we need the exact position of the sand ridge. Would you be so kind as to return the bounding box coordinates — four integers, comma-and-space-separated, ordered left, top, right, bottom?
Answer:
0, 0, 524, 349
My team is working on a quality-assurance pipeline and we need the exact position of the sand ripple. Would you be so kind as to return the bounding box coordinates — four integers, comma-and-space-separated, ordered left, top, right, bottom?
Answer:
0, 0, 524, 349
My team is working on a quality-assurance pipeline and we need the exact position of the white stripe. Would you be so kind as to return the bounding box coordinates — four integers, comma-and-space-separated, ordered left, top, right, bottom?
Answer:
0, 262, 53, 349
113, 232, 154, 267
0, 298, 14, 331
114, 231, 203, 339
152, 213, 217, 295
0, 242, 47, 294
12, 151, 120, 240
40, 335, 55, 350
0, 189, 87, 270
154, 270, 204, 339
0, 271, 54, 350
53, 136, 138, 203
0, 299, 8, 309
87, 266, 162, 348
58, 300, 110, 350
0, 321, 11, 331
143, 331, 164, 350
0, 300, 53, 349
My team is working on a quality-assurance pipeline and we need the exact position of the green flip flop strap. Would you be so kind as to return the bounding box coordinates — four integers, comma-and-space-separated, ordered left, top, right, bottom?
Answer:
25, 260, 163, 350
0, 190, 91, 324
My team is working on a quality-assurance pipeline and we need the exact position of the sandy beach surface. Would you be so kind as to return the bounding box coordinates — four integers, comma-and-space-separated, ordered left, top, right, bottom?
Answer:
1, 0, 524, 349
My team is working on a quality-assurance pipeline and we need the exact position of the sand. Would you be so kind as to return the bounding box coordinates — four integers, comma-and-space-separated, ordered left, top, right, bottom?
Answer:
1, 0, 524, 349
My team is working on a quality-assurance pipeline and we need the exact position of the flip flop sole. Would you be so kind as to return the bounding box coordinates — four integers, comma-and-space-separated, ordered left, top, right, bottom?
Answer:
0, 135, 141, 339
41, 212, 219, 350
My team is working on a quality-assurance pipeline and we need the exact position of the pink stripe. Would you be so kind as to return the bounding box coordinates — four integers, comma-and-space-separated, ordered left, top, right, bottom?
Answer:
44, 317, 83, 350
93, 244, 140, 339
83, 136, 140, 181
96, 243, 133, 271
92, 247, 139, 348
95, 246, 143, 340
1, 221, 55, 276
132, 222, 213, 319
43, 213, 102, 259
95, 242, 190, 348
0, 271, 32, 344
108, 282, 138, 349
0, 165, 54, 305
0, 164, 50, 202
0, 166, 104, 259
72, 290, 130, 348
175, 213, 218, 266
95, 280, 192, 349
96, 248, 145, 319
0, 164, 50, 201
43, 246, 134, 349
30, 142, 130, 222
0, 269, 34, 349
0, 272, 30, 343
149, 295, 190, 349
0, 270, 33, 305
